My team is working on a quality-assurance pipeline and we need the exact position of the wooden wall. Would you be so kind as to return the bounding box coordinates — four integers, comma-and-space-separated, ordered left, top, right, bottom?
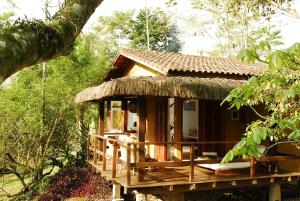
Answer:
124, 63, 162, 77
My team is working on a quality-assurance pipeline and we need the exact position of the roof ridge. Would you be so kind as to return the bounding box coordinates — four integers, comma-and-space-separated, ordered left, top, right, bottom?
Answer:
105, 49, 266, 80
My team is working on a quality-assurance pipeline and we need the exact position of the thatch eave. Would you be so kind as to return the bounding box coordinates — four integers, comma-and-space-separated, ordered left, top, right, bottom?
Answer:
75, 76, 245, 104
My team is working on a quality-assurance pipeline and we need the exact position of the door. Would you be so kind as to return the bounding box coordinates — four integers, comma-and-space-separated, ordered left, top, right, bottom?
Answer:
154, 98, 168, 161
200, 100, 225, 156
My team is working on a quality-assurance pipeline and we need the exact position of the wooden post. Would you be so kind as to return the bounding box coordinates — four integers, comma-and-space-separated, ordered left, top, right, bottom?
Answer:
133, 144, 137, 164
174, 98, 183, 160
126, 143, 131, 186
102, 139, 107, 171
137, 96, 146, 182
269, 184, 281, 201
249, 156, 255, 177
146, 97, 155, 159
112, 184, 121, 200
106, 101, 111, 131
93, 136, 98, 164
112, 142, 117, 178
189, 145, 195, 182
122, 100, 128, 132
160, 192, 185, 201
99, 101, 105, 160
198, 100, 204, 154
200, 100, 206, 153
87, 134, 90, 160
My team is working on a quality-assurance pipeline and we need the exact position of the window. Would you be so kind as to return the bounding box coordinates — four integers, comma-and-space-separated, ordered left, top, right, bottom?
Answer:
231, 109, 239, 120
127, 101, 137, 131
182, 99, 198, 141
111, 101, 122, 131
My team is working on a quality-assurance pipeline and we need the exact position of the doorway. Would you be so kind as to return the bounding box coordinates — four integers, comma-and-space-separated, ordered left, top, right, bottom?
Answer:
154, 97, 168, 161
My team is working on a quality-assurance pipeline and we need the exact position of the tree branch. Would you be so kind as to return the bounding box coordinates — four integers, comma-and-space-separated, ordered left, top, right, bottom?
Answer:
250, 106, 268, 120
5, 153, 34, 172
0, 0, 104, 83
265, 140, 300, 154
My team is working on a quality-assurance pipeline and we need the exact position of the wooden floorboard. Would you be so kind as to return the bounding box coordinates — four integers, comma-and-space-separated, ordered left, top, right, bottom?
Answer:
87, 160, 300, 190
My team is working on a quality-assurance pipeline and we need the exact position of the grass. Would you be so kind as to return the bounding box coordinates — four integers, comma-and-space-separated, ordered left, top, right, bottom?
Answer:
0, 166, 60, 201
0, 174, 32, 201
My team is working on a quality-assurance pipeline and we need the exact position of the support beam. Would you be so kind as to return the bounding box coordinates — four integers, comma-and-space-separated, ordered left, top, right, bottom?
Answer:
269, 184, 281, 201
112, 142, 117, 178
93, 136, 98, 164
99, 101, 105, 160
87, 134, 91, 160
102, 139, 107, 171
126, 144, 131, 186
174, 98, 183, 160
189, 145, 195, 182
122, 100, 128, 132
160, 192, 185, 201
146, 97, 155, 158
99, 102, 105, 136
249, 156, 255, 177
112, 184, 121, 200
106, 101, 111, 131
137, 96, 146, 182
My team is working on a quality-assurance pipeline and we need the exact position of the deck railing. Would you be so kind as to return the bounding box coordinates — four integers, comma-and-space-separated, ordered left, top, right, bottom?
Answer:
87, 133, 300, 186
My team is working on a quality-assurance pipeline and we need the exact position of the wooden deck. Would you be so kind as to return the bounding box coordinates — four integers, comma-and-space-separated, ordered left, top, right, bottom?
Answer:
86, 136, 300, 194
87, 160, 300, 194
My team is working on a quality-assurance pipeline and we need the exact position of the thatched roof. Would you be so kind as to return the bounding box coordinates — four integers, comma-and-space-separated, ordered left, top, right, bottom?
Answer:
75, 76, 244, 104
106, 49, 266, 80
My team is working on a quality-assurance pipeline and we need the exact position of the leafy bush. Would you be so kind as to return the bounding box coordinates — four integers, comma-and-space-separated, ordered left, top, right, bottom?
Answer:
38, 166, 112, 201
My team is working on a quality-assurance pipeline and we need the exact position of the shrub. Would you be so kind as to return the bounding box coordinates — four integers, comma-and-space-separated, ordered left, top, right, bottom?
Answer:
38, 167, 90, 201
38, 166, 112, 201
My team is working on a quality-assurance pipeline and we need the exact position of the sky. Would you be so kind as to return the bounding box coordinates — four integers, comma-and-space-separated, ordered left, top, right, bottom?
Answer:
2, 0, 300, 55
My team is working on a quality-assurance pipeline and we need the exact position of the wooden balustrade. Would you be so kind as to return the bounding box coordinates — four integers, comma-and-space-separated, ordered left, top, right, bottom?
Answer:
127, 140, 239, 145
126, 144, 131, 186
93, 135, 98, 164
189, 145, 195, 182
112, 142, 118, 178
87, 134, 300, 187
102, 139, 107, 171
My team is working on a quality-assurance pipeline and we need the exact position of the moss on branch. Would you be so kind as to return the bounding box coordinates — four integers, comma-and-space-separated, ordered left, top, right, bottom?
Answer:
0, 0, 104, 82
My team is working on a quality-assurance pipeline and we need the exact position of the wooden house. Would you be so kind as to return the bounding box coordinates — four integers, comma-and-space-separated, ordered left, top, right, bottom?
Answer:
75, 49, 300, 201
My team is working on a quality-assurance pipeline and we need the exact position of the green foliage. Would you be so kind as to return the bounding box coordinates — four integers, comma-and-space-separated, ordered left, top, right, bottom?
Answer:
190, 0, 282, 57
165, 0, 293, 18
0, 0, 15, 22
0, 34, 110, 195
222, 43, 300, 163
94, 10, 134, 54
130, 9, 182, 52
0, 12, 14, 22
225, 0, 293, 18
94, 9, 182, 53
166, 0, 283, 57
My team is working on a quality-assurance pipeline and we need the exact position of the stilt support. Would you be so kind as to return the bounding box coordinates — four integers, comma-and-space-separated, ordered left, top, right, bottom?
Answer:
269, 184, 281, 201
160, 192, 185, 201
112, 184, 123, 201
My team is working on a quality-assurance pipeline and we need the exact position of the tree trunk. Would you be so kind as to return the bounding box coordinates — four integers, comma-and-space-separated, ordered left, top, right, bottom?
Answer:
0, 0, 103, 82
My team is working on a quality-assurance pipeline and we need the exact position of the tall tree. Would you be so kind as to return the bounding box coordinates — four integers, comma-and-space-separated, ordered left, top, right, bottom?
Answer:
94, 9, 182, 53
94, 10, 134, 55
183, 0, 283, 57
129, 9, 182, 52
0, 0, 103, 83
